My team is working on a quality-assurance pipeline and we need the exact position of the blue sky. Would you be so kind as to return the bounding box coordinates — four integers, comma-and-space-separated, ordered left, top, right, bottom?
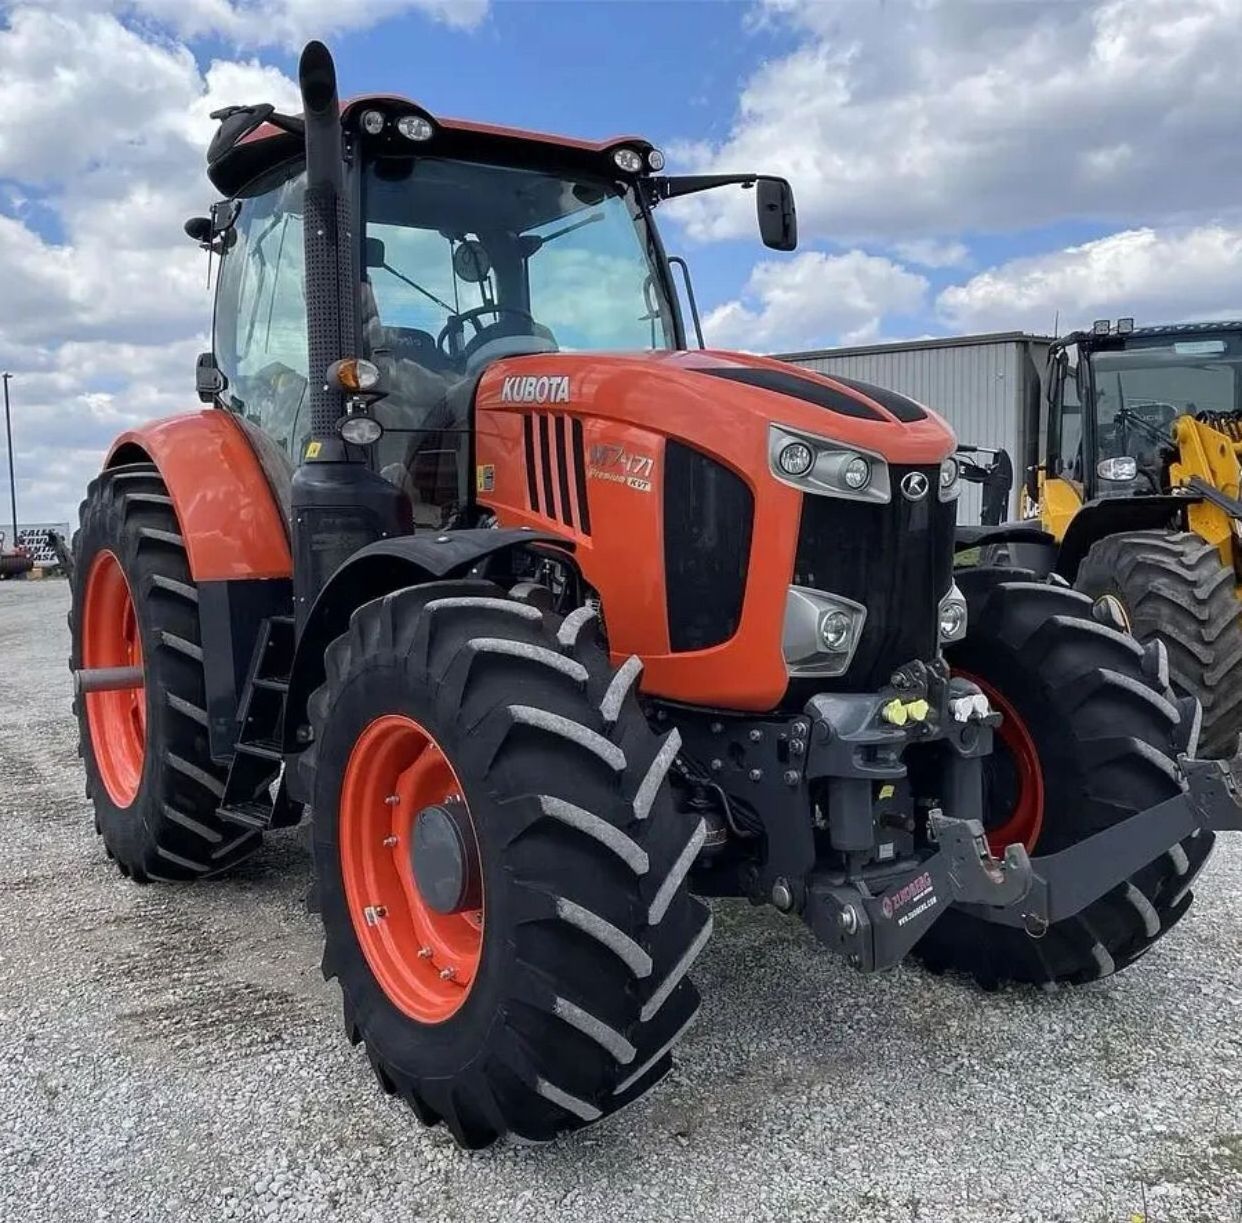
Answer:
3, 0, 1242, 526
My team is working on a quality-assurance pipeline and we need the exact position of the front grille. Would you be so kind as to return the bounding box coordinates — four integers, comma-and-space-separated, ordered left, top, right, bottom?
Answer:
792, 466, 955, 690
664, 442, 754, 651
522, 412, 590, 534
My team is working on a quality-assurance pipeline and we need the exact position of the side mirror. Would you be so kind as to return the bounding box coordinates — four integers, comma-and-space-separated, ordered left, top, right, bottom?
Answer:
184, 216, 213, 244
757, 177, 797, 251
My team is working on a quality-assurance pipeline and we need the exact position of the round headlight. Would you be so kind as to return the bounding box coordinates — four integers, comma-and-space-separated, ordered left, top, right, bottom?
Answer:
842, 455, 871, 490
778, 441, 814, 477
613, 147, 644, 173
939, 600, 967, 642
821, 611, 853, 652
340, 415, 383, 446
647, 148, 666, 171
360, 109, 385, 135
940, 456, 959, 488
397, 114, 434, 142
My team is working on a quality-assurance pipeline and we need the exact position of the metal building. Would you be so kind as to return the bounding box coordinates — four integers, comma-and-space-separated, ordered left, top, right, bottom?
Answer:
776, 332, 1050, 525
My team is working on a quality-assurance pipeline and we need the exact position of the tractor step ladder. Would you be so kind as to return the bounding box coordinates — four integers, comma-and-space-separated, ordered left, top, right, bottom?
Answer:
217, 615, 300, 831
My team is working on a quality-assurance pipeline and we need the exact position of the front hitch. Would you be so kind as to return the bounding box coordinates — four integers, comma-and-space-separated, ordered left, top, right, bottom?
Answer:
807, 756, 1242, 972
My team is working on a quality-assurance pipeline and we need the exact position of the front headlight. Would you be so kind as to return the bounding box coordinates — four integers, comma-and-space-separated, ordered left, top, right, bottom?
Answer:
938, 581, 968, 643
783, 586, 868, 676
769, 424, 891, 503
939, 455, 961, 501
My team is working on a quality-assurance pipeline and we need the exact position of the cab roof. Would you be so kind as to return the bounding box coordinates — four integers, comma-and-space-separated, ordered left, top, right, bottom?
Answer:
207, 92, 657, 197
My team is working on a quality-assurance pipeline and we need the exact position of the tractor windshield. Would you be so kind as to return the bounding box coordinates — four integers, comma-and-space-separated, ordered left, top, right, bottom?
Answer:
360, 156, 676, 525
362, 157, 676, 356
1090, 331, 1242, 462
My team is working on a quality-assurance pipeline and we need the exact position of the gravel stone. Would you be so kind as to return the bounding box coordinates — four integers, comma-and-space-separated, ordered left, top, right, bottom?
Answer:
2, 579, 1240, 1222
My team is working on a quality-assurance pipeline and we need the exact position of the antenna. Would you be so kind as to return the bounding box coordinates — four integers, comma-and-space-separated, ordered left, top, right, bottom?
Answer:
1053, 310, 1059, 339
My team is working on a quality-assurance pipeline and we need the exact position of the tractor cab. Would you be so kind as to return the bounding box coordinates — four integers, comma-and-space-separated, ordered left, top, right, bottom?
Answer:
192, 92, 795, 527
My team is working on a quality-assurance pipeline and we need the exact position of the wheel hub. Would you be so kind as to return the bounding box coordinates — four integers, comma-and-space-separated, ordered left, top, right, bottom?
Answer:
411, 800, 481, 915
338, 714, 484, 1023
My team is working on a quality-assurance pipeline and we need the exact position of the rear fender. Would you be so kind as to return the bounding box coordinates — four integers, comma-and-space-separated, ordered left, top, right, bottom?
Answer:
281, 528, 572, 800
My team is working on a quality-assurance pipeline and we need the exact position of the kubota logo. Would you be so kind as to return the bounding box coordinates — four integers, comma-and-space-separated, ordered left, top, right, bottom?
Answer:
500, 374, 571, 405
900, 471, 929, 501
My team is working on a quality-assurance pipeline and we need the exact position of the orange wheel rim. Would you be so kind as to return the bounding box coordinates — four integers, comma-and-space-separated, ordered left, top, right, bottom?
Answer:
83, 550, 146, 807
339, 714, 483, 1023
956, 671, 1045, 854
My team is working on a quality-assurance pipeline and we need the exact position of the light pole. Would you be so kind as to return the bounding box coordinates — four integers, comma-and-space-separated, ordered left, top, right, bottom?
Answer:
1, 373, 15, 551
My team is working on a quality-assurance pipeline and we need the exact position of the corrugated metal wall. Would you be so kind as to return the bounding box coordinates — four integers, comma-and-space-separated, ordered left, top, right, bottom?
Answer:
786, 341, 1033, 525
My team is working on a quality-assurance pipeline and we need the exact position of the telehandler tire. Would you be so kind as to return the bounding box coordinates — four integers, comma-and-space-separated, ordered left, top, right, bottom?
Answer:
915, 572, 1214, 989
303, 581, 709, 1148
70, 463, 261, 881
1075, 529, 1242, 758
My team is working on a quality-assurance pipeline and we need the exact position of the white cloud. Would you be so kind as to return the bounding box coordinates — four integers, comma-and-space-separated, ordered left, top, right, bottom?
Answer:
703, 250, 928, 353
0, 6, 307, 526
42, 0, 488, 48
891, 239, 970, 270
673, 0, 1242, 246
937, 224, 1242, 335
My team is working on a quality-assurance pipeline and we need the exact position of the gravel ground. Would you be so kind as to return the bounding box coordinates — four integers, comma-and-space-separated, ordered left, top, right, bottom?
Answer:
1, 578, 1240, 1223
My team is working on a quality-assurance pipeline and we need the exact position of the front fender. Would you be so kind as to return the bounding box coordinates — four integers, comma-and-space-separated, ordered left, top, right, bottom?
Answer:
106, 410, 291, 582
1055, 495, 1193, 581
281, 528, 573, 792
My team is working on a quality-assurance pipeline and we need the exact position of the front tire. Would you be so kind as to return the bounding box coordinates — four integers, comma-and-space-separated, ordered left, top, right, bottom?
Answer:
1075, 530, 1242, 758
304, 581, 710, 1147
70, 464, 262, 881
915, 572, 1214, 988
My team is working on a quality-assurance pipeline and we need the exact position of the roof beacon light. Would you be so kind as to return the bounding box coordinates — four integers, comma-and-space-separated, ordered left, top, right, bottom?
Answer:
647, 148, 666, 171
397, 114, 434, 142
1093, 319, 1111, 336
613, 147, 644, 173
360, 109, 385, 135
1117, 317, 1135, 334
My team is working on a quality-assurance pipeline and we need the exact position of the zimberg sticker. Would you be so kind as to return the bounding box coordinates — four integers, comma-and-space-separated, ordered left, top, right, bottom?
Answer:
880, 871, 937, 927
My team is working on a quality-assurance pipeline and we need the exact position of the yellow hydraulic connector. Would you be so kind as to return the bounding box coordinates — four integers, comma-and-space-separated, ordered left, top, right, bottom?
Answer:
880, 698, 930, 726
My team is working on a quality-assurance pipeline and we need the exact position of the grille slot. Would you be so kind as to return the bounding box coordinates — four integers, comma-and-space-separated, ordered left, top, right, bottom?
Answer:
523, 412, 590, 535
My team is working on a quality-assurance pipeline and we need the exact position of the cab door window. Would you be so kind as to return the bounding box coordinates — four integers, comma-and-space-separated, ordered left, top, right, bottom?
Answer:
213, 168, 309, 461
1049, 352, 1083, 483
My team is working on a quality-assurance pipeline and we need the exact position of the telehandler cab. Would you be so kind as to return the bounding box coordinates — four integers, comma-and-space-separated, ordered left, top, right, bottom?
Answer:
70, 42, 1242, 1147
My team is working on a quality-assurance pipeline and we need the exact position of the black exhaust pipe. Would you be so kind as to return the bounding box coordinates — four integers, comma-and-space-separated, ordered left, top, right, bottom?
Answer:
299, 39, 353, 443
289, 40, 411, 629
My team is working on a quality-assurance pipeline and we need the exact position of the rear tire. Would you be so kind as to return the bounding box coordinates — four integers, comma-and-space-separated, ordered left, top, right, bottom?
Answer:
915, 572, 1214, 988
70, 463, 261, 881
304, 581, 710, 1147
1075, 529, 1242, 758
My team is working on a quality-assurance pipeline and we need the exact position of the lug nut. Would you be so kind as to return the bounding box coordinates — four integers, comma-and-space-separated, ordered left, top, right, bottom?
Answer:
710, 758, 723, 773
748, 728, 763, 743
439, 966, 457, 981
418, 946, 433, 958
783, 769, 800, 786
382, 835, 398, 847
710, 721, 723, 734
385, 794, 400, 806
748, 768, 763, 782
363, 905, 387, 926
789, 738, 805, 756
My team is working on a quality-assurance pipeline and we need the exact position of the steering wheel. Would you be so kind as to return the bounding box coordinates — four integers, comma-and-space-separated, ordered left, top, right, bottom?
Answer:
437, 305, 537, 362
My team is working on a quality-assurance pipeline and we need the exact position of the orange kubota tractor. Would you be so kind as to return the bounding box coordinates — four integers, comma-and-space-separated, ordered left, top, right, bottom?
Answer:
70, 42, 1241, 1147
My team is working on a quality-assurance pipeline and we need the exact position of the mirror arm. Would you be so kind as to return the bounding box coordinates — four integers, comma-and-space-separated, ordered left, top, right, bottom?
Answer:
647, 173, 761, 202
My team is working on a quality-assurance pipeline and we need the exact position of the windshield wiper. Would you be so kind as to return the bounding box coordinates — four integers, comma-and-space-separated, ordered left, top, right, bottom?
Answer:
525, 211, 604, 253
376, 260, 455, 314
